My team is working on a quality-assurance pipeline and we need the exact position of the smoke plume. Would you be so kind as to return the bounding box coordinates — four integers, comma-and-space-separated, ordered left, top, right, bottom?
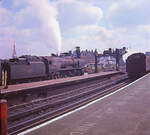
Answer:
28, 0, 62, 54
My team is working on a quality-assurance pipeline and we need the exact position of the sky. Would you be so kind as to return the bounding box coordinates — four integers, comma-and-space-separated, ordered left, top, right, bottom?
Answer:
0, 0, 150, 58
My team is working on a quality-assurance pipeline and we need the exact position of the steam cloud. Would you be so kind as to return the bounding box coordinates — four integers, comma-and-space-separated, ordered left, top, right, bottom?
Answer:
28, 0, 62, 54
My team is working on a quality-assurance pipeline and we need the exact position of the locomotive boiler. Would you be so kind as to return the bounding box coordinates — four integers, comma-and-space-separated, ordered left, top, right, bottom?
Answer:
43, 56, 85, 78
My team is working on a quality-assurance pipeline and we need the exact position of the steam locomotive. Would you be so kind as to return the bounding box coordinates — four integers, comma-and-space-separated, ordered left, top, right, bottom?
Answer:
0, 55, 85, 86
126, 53, 150, 78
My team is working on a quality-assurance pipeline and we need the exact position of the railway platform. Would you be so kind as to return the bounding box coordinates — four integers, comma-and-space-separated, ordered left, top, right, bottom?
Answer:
1, 71, 121, 94
19, 73, 150, 135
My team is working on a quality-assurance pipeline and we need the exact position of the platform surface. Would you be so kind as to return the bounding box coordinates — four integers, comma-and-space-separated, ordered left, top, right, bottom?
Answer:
1, 71, 119, 94
20, 73, 150, 135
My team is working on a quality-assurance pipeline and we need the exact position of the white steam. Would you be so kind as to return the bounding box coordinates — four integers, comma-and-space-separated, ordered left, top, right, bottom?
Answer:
28, 0, 62, 54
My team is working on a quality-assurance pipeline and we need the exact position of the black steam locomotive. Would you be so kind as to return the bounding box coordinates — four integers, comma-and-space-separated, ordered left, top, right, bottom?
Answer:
126, 53, 150, 78
0, 55, 85, 86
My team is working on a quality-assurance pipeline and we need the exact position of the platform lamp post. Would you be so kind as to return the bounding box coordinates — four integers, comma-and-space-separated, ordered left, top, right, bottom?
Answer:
95, 49, 98, 73
0, 98, 8, 135
0, 67, 8, 135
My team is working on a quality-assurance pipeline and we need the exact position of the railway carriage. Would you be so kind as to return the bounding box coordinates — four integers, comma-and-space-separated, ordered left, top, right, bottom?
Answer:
146, 55, 150, 72
126, 53, 150, 78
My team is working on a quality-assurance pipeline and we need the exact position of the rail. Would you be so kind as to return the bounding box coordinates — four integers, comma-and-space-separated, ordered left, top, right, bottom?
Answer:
0, 72, 129, 135
8, 75, 129, 134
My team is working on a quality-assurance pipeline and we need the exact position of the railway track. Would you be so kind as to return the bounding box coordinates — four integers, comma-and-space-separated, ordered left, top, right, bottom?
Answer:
6, 74, 130, 135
